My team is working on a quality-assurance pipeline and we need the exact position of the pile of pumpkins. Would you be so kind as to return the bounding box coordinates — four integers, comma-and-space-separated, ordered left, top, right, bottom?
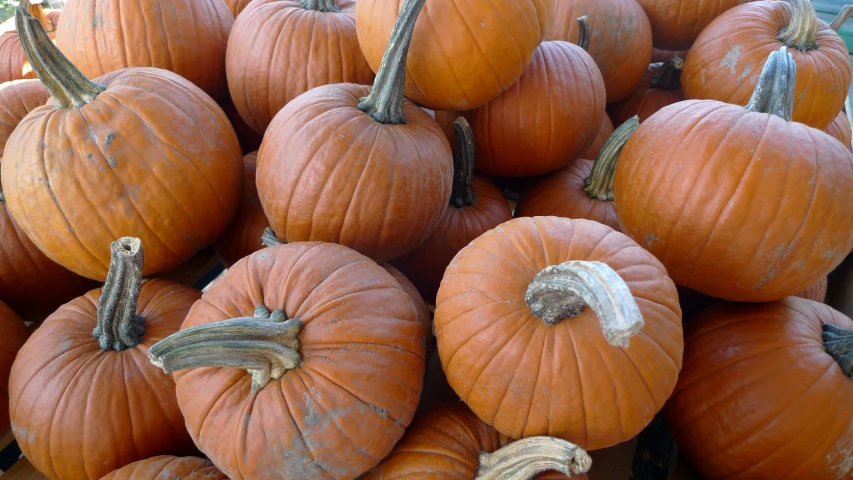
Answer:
0, 0, 850, 478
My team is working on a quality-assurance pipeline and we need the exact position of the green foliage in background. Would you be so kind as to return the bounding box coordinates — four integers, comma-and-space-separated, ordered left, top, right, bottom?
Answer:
0, 1, 16, 23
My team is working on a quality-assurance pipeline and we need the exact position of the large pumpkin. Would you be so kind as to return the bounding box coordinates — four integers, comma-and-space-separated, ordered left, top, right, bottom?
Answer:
608, 57, 684, 125
682, 0, 852, 130
634, 0, 749, 50
665, 298, 853, 479
214, 152, 268, 267
102, 456, 227, 480
434, 217, 684, 450
257, 0, 452, 262
356, 0, 553, 111
583, 115, 614, 160
9, 238, 200, 480
0, 79, 48, 150
56, 0, 233, 97
0, 300, 27, 434
614, 47, 853, 302
0, 1, 59, 83
227, 0, 375, 133
223, 0, 254, 17
826, 110, 853, 150
147, 242, 427, 480
3, 9, 244, 281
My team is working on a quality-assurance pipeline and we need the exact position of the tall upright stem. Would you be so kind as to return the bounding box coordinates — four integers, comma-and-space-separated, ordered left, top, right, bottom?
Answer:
475, 437, 592, 480
584, 117, 640, 201
93, 237, 146, 352
745, 46, 796, 121
450, 117, 476, 208
777, 0, 820, 51
576, 16, 590, 51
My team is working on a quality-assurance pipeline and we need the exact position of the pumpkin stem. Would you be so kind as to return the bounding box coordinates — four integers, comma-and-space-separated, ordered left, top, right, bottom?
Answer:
148, 305, 303, 392
650, 56, 683, 91
525, 260, 644, 347
299, 0, 340, 13
745, 46, 796, 121
357, 0, 425, 124
831, 5, 853, 31
262, 227, 284, 247
475, 437, 592, 480
21, 0, 52, 33
584, 116, 640, 201
93, 237, 146, 352
450, 117, 476, 208
15, 6, 104, 109
822, 323, 853, 377
777, 0, 820, 51
576, 15, 590, 51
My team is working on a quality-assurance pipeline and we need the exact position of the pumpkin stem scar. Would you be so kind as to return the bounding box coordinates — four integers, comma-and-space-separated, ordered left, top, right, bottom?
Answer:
475, 436, 592, 479
299, 0, 340, 13
650, 56, 683, 91
745, 46, 796, 121
584, 116, 639, 201
450, 117, 476, 208
525, 260, 645, 347
576, 16, 590, 52
777, 0, 820, 51
261, 227, 284, 247
148, 305, 303, 392
93, 237, 146, 352
357, 0, 426, 125
831, 5, 853, 31
15, 5, 105, 109
822, 323, 853, 377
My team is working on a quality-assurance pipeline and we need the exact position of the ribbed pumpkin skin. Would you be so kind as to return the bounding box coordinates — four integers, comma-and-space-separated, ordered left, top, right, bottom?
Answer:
795, 275, 828, 303
546, 0, 652, 102
223, 0, 253, 17
466, 42, 605, 177
356, 0, 554, 111
682, 1, 852, 130
0, 11, 60, 84
102, 456, 227, 480
226, 0, 374, 134
635, 0, 748, 50
383, 262, 434, 355
2, 68, 244, 281
607, 63, 683, 125
0, 80, 48, 153
213, 152, 267, 267
583, 115, 614, 160
174, 243, 426, 480
665, 299, 853, 479
435, 217, 683, 449
257, 84, 453, 262
514, 160, 620, 231
826, 111, 852, 150
9, 280, 201, 480
55, 0, 233, 97
0, 301, 27, 434
613, 101, 853, 302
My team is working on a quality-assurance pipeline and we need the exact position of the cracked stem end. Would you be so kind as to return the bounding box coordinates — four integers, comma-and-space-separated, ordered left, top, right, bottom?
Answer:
93, 237, 146, 352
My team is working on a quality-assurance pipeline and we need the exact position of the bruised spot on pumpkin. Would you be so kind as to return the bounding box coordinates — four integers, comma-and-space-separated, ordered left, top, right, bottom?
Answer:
645, 233, 658, 246
719, 44, 742, 75
103, 132, 116, 148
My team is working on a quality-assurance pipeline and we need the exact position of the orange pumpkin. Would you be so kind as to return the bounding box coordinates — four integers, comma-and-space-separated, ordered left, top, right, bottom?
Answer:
795, 275, 828, 303
223, 0, 254, 17
665, 298, 853, 479
0, 79, 48, 151
608, 57, 684, 125
219, 94, 264, 154
102, 456, 227, 480
435, 217, 683, 450
0, 300, 27, 434
214, 152, 268, 267
0, 1, 59, 83
583, 115, 614, 160
826, 110, 852, 150
682, 0, 852, 129
635, 0, 749, 50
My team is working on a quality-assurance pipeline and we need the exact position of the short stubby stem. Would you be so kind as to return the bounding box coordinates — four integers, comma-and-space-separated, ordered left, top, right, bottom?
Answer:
745, 46, 796, 121
584, 116, 639, 201
823, 323, 853, 378
300, 0, 340, 12
576, 16, 590, 51
93, 237, 146, 352
475, 437, 592, 480
450, 117, 476, 208
262, 227, 284, 247
777, 0, 820, 51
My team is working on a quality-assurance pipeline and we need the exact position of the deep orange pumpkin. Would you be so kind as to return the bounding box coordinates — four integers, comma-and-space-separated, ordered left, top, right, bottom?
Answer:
223, 0, 254, 18
608, 57, 684, 125
0, 2, 59, 83
826, 110, 852, 150
665, 298, 853, 479
102, 456, 227, 480
795, 275, 828, 303
0, 300, 27, 434
583, 115, 614, 160
214, 152, 268, 267
634, 0, 749, 50
435, 216, 684, 450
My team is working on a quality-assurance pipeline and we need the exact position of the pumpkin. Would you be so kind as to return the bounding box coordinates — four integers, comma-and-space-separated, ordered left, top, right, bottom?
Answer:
682, 0, 852, 130
102, 456, 227, 480
465, 18, 605, 177
3, 9, 244, 281
0, 300, 27, 434
546, 0, 653, 102
219, 94, 264, 154
0, 1, 59, 84
665, 298, 853, 479
583, 115, 614, 160
614, 47, 853, 302
0, 79, 48, 150
9, 237, 200, 480
227, 0, 375, 134
356, 0, 554, 111
608, 57, 684, 125
391, 118, 512, 302
55, 0, 233, 97
651, 48, 688, 63
147, 241, 427, 480
366, 402, 592, 479
795, 275, 828, 303
257, 0, 452, 262
223, 0, 254, 18
634, 0, 749, 50
434, 216, 684, 449
826, 110, 852, 150
514, 117, 639, 232
214, 152, 268, 267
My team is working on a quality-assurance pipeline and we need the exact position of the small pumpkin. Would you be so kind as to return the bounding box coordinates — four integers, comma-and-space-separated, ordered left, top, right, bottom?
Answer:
614, 47, 853, 301
214, 152, 268, 267
826, 110, 852, 150
682, 0, 852, 129
0, 300, 27, 434
665, 298, 853, 479
0, 0, 59, 83
583, 115, 614, 160
795, 275, 828, 303
9, 238, 200, 480
634, 0, 749, 50
608, 57, 684, 125
102, 456, 227, 480
223, 0, 254, 18
435, 216, 684, 450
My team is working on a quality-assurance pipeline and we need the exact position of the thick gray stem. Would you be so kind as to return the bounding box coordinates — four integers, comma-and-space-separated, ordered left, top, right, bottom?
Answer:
823, 323, 853, 378
262, 227, 284, 247
584, 116, 639, 201
93, 237, 146, 352
475, 437, 592, 480
300, 0, 340, 12
745, 46, 796, 121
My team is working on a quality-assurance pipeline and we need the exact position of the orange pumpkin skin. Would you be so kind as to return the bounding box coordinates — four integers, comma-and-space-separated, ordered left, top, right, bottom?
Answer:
583, 115, 614, 160
2, 68, 244, 281
613, 100, 853, 302
681, 1, 852, 130
435, 217, 683, 449
0, 301, 27, 434
174, 242, 426, 480
634, 0, 749, 50
466, 41, 605, 177
514, 160, 620, 231
795, 275, 828, 303
607, 62, 683, 125
383, 262, 434, 355
665, 298, 853, 479
214, 152, 268, 267
223, 0, 254, 17
546, 0, 652, 102
55, 0, 233, 97
102, 456, 227, 480
0, 79, 48, 152
219, 94, 264, 154
356, 0, 554, 111
0, 11, 59, 83
226, 0, 375, 134
9, 280, 201, 480
826, 111, 852, 150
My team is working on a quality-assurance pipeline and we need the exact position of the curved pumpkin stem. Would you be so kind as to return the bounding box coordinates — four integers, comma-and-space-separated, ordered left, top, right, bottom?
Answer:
300, 0, 340, 13
831, 5, 853, 31
450, 117, 476, 208
650, 56, 683, 91
584, 116, 639, 201
20, 0, 52, 33
93, 237, 146, 352
262, 227, 284, 247
778, 0, 820, 51
149, 306, 303, 392
475, 437, 592, 480
823, 323, 853, 377
357, 0, 425, 124
525, 261, 644, 347
576, 15, 590, 51
745, 46, 796, 121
